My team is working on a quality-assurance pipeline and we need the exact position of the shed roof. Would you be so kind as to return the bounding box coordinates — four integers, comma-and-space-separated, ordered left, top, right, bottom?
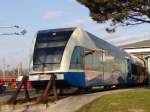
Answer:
121, 39, 150, 49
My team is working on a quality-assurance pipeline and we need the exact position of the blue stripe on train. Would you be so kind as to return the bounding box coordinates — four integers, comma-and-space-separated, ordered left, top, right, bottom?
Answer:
63, 72, 85, 88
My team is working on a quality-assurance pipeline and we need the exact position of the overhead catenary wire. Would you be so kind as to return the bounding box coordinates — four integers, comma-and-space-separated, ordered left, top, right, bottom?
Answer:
0, 25, 27, 36
0, 25, 28, 70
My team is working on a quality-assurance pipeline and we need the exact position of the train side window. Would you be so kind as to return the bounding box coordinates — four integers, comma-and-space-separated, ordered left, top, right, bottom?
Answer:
84, 48, 103, 71
70, 46, 84, 69
84, 49, 94, 69
103, 51, 114, 75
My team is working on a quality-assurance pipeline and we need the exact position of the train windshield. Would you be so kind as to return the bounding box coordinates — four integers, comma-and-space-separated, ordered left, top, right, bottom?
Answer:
33, 30, 73, 71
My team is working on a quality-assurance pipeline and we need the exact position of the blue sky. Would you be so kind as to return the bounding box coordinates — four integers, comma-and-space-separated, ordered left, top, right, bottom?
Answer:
0, 0, 150, 69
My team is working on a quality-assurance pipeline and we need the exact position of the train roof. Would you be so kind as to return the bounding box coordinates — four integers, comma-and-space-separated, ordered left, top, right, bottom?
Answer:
37, 27, 76, 34
86, 31, 129, 58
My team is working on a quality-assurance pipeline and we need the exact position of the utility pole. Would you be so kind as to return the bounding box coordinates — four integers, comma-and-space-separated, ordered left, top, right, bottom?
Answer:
2, 57, 5, 82
20, 62, 23, 76
17, 62, 22, 77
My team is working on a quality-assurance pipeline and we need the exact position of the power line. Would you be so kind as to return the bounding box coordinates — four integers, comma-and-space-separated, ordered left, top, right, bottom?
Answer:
0, 25, 27, 36
0, 25, 19, 29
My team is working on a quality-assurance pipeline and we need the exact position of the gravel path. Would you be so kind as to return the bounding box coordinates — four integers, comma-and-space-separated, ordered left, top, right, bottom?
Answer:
45, 89, 132, 112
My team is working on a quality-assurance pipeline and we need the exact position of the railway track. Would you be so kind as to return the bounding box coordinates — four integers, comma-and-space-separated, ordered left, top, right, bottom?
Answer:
1, 84, 145, 104
0, 87, 79, 112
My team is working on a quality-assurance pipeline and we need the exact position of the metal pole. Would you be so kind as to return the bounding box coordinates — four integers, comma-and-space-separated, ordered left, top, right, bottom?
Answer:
17, 65, 20, 77
2, 58, 5, 83
102, 49, 104, 84
148, 58, 150, 85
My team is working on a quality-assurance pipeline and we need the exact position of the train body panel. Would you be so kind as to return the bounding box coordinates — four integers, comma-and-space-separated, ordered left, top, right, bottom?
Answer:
20, 71, 128, 88
17, 27, 147, 90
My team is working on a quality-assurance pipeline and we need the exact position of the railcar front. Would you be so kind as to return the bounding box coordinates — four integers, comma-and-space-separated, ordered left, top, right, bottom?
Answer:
29, 28, 78, 90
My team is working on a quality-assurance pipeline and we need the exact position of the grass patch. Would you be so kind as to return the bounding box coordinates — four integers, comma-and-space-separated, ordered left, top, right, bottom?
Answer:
76, 89, 150, 112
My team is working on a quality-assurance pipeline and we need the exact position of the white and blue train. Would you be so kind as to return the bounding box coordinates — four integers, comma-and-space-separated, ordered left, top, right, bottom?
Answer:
19, 28, 147, 90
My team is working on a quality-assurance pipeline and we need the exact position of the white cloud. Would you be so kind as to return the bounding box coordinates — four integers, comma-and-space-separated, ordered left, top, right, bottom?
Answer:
63, 17, 92, 27
42, 11, 63, 20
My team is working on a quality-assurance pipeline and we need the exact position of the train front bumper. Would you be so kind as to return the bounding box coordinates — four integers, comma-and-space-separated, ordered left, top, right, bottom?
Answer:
17, 74, 64, 81
17, 72, 85, 88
